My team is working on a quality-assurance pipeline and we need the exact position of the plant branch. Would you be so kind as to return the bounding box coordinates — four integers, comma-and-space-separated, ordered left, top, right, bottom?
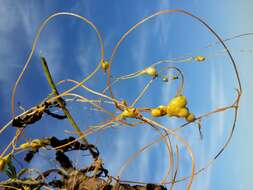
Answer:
40, 56, 88, 145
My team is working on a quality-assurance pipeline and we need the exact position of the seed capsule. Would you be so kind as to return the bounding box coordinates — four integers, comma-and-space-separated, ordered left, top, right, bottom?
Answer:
186, 113, 195, 122
195, 56, 206, 62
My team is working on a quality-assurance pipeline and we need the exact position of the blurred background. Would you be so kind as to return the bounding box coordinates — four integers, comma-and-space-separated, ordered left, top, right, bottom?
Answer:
0, 0, 253, 189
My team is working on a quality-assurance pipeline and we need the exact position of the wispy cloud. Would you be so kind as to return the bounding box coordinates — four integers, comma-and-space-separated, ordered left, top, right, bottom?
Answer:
0, 2, 25, 85
0, 1, 65, 86
191, 60, 226, 190
210, 62, 225, 137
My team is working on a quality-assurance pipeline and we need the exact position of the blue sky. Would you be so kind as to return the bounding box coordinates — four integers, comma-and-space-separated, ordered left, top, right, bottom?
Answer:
0, 1, 253, 190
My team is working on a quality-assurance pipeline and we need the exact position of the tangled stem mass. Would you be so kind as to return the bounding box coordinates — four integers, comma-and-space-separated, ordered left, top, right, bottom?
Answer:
0, 9, 242, 190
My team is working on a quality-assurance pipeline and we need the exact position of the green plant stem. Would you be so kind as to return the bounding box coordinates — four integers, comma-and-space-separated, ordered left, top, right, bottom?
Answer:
40, 56, 88, 144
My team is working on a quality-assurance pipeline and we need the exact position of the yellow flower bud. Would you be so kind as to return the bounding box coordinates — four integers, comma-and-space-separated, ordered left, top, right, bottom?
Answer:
195, 56, 205, 62
166, 106, 179, 116
166, 95, 195, 121
158, 105, 167, 111
0, 154, 11, 171
0, 158, 5, 171
144, 67, 158, 77
151, 108, 166, 117
20, 142, 31, 149
31, 139, 42, 149
178, 108, 189, 118
186, 113, 195, 122
166, 107, 173, 116
101, 60, 109, 72
120, 108, 138, 119
168, 95, 187, 108
151, 108, 161, 117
